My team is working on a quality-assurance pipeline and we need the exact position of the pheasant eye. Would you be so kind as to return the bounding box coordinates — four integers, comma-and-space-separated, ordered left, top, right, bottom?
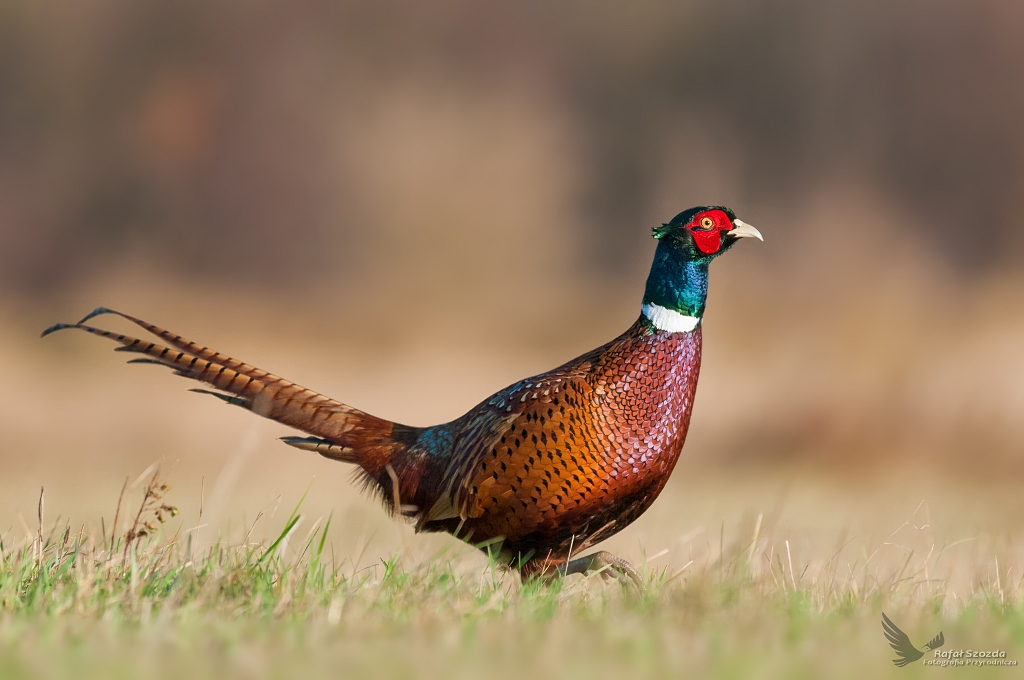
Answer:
699, 217, 715, 229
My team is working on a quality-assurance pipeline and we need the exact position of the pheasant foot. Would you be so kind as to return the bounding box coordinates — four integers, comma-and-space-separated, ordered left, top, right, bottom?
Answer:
522, 551, 643, 590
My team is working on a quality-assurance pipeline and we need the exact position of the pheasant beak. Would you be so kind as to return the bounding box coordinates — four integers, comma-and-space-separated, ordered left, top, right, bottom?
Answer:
730, 219, 763, 241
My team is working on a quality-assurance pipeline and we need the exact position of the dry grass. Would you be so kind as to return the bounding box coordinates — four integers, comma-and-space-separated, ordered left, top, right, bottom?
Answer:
1, 470, 1023, 680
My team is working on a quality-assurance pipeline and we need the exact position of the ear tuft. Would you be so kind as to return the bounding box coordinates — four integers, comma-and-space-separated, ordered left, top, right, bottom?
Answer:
652, 223, 673, 239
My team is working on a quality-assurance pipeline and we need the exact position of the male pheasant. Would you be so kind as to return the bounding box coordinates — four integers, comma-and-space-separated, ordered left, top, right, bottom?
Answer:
43, 206, 760, 584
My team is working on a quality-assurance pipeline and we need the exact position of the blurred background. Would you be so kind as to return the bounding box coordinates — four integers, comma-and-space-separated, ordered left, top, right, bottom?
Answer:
1, 1, 1022, 575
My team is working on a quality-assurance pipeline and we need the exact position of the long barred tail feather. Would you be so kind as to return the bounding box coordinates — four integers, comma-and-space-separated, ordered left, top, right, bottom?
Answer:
280, 435, 354, 460
41, 310, 415, 480
189, 388, 249, 407
75, 307, 288, 386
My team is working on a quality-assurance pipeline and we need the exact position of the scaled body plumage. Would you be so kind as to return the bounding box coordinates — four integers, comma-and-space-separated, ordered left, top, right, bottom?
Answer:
43, 206, 761, 583
412, 318, 701, 568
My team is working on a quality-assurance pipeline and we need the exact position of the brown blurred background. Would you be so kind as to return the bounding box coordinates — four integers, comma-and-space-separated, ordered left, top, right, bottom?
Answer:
1, 1, 1023, 569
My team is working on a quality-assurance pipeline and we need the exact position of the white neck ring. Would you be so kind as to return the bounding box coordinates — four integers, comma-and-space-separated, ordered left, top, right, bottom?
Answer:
641, 302, 701, 333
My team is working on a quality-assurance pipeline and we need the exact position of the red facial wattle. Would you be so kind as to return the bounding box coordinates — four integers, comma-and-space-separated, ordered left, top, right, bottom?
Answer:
691, 229, 722, 254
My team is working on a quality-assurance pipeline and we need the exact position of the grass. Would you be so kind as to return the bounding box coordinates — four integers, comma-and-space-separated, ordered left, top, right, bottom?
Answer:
1, 474, 1023, 679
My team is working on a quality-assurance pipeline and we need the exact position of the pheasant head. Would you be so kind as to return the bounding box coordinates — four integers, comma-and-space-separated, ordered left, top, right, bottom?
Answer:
642, 206, 762, 332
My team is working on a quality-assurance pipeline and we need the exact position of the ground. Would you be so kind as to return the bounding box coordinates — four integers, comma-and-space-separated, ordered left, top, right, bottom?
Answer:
2, 469, 1022, 680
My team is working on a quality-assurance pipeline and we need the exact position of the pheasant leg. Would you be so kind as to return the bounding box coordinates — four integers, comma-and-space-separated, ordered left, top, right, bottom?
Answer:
560, 551, 643, 589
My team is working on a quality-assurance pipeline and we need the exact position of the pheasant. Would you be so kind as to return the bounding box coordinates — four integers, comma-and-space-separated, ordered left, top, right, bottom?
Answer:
43, 206, 760, 585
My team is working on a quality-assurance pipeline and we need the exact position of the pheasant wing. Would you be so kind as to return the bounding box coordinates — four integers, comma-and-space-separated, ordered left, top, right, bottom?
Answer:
419, 358, 599, 528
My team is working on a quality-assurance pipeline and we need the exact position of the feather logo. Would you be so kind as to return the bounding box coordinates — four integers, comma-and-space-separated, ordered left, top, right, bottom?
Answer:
881, 612, 945, 667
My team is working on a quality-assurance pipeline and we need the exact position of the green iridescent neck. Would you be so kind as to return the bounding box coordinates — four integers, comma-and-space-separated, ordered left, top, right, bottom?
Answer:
641, 239, 711, 318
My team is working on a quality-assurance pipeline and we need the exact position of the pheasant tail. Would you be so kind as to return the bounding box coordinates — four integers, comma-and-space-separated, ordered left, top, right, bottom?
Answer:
41, 308, 417, 506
